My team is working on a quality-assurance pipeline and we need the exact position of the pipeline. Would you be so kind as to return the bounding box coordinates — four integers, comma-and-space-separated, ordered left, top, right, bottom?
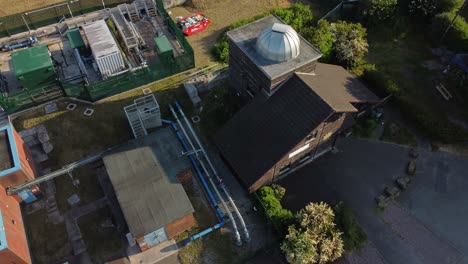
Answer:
168, 105, 242, 246
161, 119, 229, 245
7, 146, 117, 195
174, 101, 251, 242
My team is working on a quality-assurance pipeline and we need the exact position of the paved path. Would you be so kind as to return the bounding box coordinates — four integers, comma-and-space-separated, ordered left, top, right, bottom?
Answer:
280, 138, 468, 264
63, 197, 108, 259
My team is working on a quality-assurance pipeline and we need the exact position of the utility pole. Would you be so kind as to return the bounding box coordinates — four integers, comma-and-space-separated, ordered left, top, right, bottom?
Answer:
440, 0, 468, 43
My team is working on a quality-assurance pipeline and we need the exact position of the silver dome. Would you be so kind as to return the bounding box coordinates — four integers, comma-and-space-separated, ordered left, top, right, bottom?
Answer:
256, 23, 300, 63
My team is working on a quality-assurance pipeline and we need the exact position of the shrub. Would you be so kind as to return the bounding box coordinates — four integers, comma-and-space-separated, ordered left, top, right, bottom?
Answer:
308, 20, 334, 62
435, 0, 464, 13
353, 117, 378, 138
256, 186, 293, 232
271, 184, 286, 200
333, 203, 367, 251
360, 65, 401, 97
360, 0, 398, 23
406, 0, 437, 17
281, 202, 344, 264
272, 3, 314, 34
330, 21, 369, 67
432, 12, 468, 52
212, 15, 267, 63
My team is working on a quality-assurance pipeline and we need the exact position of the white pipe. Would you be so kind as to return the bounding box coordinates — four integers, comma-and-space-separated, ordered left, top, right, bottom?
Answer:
175, 102, 251, 242
169, 105, 242, 246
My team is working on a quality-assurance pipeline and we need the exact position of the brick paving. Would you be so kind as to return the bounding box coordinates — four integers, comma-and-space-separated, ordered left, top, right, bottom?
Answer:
383, 202, 462, 264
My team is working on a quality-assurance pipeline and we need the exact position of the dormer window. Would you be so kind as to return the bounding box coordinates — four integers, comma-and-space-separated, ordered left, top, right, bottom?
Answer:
305, 131, 318, 143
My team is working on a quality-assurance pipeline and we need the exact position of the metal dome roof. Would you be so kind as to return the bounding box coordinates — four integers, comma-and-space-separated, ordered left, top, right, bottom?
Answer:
256, 23, 300, 63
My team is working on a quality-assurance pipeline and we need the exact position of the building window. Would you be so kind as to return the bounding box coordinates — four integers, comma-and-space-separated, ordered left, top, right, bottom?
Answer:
299, 152, 311, 163
11, 219, 15, 225
305, 131, 318, 143
279, 163, 291, 175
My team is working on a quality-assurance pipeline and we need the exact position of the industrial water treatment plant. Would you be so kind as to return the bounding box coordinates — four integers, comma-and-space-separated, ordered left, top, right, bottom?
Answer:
0, 0, 194, 113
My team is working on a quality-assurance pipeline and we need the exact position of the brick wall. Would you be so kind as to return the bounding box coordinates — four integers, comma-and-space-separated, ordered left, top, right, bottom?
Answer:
165, 213, 196, 238
0, 185, 31, 264
250, 112, 355, 192
176, 169, 193, 186
0, 127, 37, 189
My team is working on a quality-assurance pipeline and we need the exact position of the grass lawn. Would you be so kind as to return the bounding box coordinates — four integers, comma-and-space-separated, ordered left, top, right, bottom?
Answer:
55, 164, 105, 213
380, 122, 418, 147
23, 209, 71, 264
78, 206, 124, 264
176, 181, 245, 264
169, 0, 291, 68
12, 73, 193, 169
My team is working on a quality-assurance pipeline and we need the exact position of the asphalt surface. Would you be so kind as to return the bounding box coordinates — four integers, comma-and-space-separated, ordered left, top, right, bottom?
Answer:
280, 138, 468, 264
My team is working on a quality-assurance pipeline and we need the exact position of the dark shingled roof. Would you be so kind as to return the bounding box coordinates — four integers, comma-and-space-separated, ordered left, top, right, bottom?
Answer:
214, 74, 334, 187
296, 63, 380, 112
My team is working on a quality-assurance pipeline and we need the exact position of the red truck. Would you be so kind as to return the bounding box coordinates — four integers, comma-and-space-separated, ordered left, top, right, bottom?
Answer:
177, 13, 211, 36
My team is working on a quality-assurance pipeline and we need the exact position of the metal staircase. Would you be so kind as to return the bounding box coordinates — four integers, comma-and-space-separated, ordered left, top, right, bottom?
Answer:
124, 104, 148, 138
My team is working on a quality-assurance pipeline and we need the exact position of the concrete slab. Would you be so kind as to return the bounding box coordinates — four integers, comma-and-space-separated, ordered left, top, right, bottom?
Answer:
128, 239, 179, 264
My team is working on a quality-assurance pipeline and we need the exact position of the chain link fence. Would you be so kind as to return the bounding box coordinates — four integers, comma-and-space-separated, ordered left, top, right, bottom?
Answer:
0, 0, 195, 114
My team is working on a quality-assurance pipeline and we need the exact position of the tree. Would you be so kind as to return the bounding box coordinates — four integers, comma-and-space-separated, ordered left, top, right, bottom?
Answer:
273, 3, 314, 34
330, 21, 369, 67
308, 21, 334, 62
360, 0, 398, 23
406, 0, 437, 17
281, 202, 344, 264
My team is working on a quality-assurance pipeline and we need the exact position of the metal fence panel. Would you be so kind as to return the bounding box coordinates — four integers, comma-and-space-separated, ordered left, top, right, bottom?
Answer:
0, 0, 195, 114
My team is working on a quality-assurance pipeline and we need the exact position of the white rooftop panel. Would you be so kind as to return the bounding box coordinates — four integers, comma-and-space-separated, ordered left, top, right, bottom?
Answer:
83, 20, 120, 58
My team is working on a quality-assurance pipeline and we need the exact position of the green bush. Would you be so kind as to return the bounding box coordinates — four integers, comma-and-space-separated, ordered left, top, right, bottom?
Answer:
353, 117, 378, 138
333, 203, 367, 251
272, 3, 314, 34
308, 20, 334, 62
435, 0, 465, 13
271, 184, 286, 200
330, 21, 369, 67
360, 65, 400, 97
360, 0, 398, 23
256, 186, 293, 232
432, 12, 468, 52
212, 15, 268, 63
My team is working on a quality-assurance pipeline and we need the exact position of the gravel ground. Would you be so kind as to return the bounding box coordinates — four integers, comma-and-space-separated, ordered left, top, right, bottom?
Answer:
383, 202, 462, 264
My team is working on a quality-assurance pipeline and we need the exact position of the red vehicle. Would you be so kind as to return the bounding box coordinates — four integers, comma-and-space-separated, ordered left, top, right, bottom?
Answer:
177, 13, 210, 36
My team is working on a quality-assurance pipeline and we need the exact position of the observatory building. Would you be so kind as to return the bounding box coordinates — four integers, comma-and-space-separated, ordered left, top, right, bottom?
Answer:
215, 15, 381, 192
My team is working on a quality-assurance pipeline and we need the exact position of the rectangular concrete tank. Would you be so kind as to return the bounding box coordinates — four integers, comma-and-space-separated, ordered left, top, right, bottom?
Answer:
82, 20, 125, 78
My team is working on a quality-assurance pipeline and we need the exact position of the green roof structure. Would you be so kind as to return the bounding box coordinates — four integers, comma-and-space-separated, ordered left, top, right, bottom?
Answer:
66, 29, 85, 49
154, 36, 173, 59
11, 45, 56, 90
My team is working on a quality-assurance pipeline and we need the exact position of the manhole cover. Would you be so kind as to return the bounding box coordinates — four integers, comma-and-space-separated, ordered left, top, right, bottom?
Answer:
83, 108, 94, 116
66, 103, 77, 111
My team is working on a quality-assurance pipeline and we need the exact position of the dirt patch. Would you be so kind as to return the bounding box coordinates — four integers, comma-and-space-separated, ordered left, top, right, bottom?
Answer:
169, 0, 290, 67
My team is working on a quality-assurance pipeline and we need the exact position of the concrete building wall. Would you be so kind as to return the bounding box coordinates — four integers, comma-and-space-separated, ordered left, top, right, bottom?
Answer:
165, 213, 196, 239
0, 186, 32, 264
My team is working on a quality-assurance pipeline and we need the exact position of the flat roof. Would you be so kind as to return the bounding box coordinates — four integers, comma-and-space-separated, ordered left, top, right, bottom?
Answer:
66, 28, 85, 49
0, 124, 20, 177
11, 45, 53, 77
227, 15, 322, 80
103, 127, 194, 238
296, 64, 380, 112
82, 20, 121, 59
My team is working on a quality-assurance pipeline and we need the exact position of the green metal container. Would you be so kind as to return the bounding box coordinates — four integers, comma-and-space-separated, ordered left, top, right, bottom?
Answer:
154, 36, 173, 60
11, 45, 57, 90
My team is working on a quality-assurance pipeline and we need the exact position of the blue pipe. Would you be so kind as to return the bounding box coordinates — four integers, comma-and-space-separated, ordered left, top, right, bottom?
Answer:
161, 119, 226, 245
